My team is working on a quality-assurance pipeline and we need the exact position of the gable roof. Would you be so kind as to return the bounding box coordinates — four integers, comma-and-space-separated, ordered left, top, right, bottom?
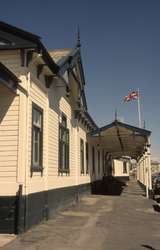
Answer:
49, 48, 72, 63
0, 62, 20, 91
50, 46, 87, 108
90, 120, 151, 137
50, 47, 80, 75
0, 21, 96, 128
0, 21, 40, 49
0, 21, 59, 74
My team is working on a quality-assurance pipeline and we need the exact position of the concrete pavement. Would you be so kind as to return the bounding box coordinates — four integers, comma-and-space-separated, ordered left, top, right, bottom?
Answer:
1, 179, 160, 250
0, 235, 16, 248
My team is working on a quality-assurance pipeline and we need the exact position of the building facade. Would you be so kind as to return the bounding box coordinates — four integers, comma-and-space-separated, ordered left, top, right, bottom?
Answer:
151, 161, 160, 174
0, 21, 152, 234
0, 22, 105, 234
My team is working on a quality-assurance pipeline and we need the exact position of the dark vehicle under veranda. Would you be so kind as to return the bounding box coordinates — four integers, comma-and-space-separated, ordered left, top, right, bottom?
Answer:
152, 174, 160, 200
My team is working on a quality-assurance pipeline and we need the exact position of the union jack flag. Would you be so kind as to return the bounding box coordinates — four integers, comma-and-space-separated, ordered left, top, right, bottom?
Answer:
124, 91, 139, 102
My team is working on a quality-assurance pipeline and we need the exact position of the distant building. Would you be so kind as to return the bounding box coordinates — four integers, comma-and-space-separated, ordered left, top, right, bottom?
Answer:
151, 161, 160, 174
113, 159, 130, 181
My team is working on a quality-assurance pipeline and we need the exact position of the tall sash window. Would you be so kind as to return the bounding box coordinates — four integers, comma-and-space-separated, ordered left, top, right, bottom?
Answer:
86, 142, 89, 174
31, 104, 43, 173
92, 146, 95, 174
80, 139, 84, 174
59, 115, 69, 174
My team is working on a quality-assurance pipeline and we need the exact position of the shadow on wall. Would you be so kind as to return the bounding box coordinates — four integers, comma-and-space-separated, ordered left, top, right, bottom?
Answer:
91, 176, 127, 196
0, 85, 15, 124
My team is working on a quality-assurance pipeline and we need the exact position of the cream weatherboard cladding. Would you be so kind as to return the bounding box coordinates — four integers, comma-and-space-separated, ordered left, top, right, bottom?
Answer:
0, 23, 104, 234
0, 21, 153, 235
27, 74, 48, 194
0, 50, 22, 77
0, 50, 22, 196
0, 48, 104, 235
48, 86, 79, 189
0, 85, 19, 195
77, 123, 91, 185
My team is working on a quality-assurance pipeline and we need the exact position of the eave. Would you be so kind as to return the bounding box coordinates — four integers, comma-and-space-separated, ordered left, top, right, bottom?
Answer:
0, 21, 59, 75
75, 109, 98, 131
0, 62, 20, 91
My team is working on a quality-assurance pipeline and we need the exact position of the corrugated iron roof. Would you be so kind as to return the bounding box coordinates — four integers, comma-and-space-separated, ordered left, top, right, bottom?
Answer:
88, 120, 151, 160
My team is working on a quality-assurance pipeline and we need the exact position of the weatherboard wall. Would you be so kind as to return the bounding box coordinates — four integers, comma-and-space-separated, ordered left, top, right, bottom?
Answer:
0, 48, 105, 233
0, 84, 20, 195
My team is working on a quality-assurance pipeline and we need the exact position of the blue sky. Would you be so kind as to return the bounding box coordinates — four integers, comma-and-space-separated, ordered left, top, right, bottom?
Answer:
0, 0, 160, 160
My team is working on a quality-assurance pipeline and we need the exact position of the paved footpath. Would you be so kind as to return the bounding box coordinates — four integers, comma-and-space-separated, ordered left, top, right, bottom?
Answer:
1, 180, 160, 250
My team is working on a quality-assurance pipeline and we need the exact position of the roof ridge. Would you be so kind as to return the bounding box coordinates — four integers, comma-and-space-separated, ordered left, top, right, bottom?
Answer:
0, 21, 41, 41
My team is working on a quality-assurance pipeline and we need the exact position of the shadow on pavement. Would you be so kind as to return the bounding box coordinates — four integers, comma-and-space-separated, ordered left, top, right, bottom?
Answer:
154, 197, 160, 203
153, 204, 160, 213
141, 244, 157, 250
91, 176, 127, 196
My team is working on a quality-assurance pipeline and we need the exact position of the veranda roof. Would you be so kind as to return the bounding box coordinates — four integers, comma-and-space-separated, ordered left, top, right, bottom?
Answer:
88, 120, 151, 160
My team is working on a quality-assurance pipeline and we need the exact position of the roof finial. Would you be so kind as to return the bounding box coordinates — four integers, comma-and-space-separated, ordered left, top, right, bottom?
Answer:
76, 25, 81, 48
115, 109, 118, 121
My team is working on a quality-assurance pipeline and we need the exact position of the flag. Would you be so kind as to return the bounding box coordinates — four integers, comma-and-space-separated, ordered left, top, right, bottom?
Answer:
124, 91, 139, 102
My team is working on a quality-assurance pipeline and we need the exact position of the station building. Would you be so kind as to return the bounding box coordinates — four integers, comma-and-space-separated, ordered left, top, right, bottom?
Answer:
0, 21, 152, 234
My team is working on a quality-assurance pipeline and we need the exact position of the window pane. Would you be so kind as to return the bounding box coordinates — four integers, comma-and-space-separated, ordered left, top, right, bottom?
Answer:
86, 143, 89, 174
33, 108, 41, 128
32, 104, 43, 171
123, 162, 127, 173
33, 128, 40, 166
62, 143, 65, 169
98, 151, 100, 174
92, 147, 95, 174
62, 115, 67, 128
80, 139, 84, 174
59, 115, 69, 173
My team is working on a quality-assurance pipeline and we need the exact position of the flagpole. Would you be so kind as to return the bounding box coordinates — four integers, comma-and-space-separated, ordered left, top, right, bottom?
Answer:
137, 88, 142, 128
